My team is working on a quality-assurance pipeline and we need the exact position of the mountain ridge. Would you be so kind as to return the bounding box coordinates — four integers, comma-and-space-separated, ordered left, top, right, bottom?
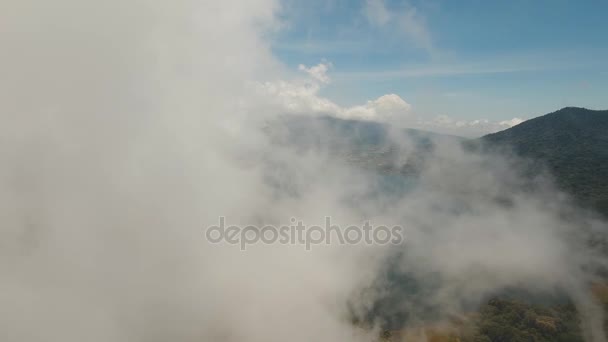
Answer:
268, 107, 608, 216
480, 106, 608, 216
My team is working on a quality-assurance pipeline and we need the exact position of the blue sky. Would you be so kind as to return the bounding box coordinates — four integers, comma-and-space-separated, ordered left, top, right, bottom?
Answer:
271, 0, 608, 121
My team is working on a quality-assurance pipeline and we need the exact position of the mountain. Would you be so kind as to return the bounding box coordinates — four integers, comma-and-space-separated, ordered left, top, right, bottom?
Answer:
271, 110, 608, 341
267, 115, 461, 150
480, 107, 608, 217
269, 109, 608, 217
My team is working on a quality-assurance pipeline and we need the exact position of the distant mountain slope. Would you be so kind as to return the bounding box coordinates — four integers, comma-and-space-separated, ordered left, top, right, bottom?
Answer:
266, 115, 463, 175
268, 115, 461, 150
481, 107, 608, 216
267, 110, 608, 216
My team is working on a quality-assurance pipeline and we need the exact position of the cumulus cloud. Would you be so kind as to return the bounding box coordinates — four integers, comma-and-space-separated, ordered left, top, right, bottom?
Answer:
344, 94, 412, 121
255, 63, 411, 122
256, 63, 522, 136
298, 62, 332, 84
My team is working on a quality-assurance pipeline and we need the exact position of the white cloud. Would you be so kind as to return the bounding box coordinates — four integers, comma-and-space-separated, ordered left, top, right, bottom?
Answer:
256, 79, 341, 115
500, 117, 524, 128
2, 3, 604, 341
256, 63, 411, 122
344, 94, 412, 121
298, 62, 332, 84
416, 116, 526, 137
256, 62, 525, 137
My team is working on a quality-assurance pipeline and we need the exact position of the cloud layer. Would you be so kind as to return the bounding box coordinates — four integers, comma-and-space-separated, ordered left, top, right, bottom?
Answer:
0, 1, 605, 342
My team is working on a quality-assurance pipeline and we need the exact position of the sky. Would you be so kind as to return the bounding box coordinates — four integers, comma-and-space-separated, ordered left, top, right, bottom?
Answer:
270, 0, 608, 133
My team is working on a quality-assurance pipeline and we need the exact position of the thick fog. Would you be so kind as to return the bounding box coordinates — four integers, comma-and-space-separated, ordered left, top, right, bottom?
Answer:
1, 1, 607, 342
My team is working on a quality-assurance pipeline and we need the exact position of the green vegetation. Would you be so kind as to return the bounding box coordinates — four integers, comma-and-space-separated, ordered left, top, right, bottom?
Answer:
462, 298, 584, 342
481, 107, 608, 217
376, 297, 585, 342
